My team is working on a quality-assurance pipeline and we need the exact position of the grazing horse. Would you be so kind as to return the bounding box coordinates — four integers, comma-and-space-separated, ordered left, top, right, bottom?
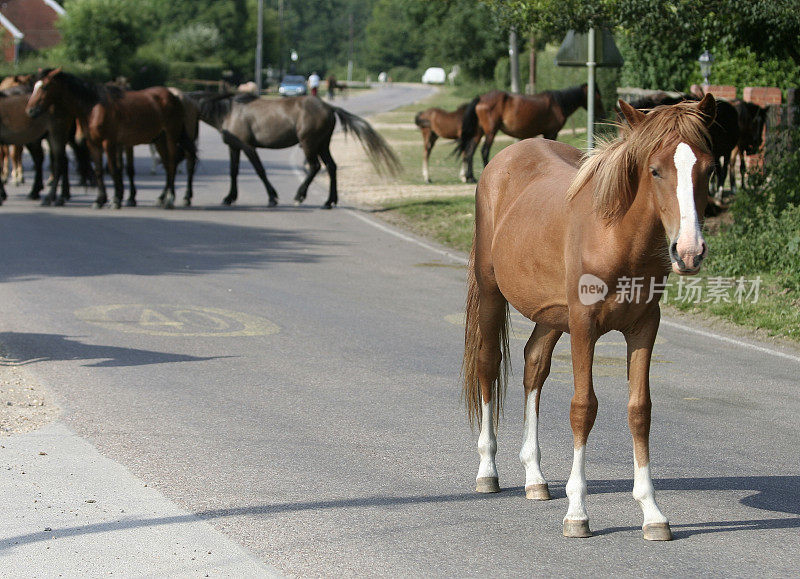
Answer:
455, 84, 605, 182
462, 95, 716, 541
414, 101, 472, 182
189, 93, 399, 209
26, 68, 195, 209
628, 92, 739, 199
730, 99, 768, 191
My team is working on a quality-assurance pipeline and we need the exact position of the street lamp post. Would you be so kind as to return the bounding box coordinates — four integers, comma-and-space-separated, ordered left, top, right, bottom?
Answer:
698, 50, 714, 87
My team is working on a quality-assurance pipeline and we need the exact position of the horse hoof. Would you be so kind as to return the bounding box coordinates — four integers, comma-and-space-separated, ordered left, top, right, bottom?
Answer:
126, 199, 137, 207
563, 519, 592, 538
268, 199, 278, 208
222, 198, 233, 206
92, 202, 105, 209
54, 198, 65, 207
27, 193, 40, 200
643, 522, 673, 541
183, 198, 191, 207
113, 202, 122, 210
40, 199, 52, 207
293, 200, 302, 206
164, 203, 174, 210
475, 477, 500, 493
321, 202, 336, 210
525, 483, 551, 500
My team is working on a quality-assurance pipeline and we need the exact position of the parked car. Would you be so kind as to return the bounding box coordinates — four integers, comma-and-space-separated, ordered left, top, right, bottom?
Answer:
279, 75, 307, 96
421, 67, 446, 84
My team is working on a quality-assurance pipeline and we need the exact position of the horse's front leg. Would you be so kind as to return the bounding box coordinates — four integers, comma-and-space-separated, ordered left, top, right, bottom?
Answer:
125, 146, 137, 206
26, 141, 44, 202
624, 307, 672, 541
90, 142, 108, 209
106, 142, 124, 209
520, 324, 562, 500
564, 314, 598, 538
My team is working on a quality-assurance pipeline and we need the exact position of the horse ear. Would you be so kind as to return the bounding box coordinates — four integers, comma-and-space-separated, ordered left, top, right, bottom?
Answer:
618, 99, 645, 127
51, 67, 62, 78
697, 93, 716, 126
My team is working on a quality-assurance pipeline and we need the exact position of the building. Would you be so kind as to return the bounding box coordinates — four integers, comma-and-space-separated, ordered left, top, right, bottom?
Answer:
0, 0, 65, 64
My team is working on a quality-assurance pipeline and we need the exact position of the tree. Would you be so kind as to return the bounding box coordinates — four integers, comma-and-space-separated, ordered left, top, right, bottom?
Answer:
57, 0, 142, 75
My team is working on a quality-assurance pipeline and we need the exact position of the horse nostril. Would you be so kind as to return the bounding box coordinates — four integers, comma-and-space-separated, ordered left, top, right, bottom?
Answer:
669, 240, 678, 260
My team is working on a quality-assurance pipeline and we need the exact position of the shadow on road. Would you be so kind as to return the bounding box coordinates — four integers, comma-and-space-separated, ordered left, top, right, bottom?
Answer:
0, 211, 334, 281
1, 475, 798, 552
0, 331, 233, 368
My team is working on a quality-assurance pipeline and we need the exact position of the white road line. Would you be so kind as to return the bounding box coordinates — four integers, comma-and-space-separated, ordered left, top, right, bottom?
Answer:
346, 208, 800, 365
345, 209, 468, 265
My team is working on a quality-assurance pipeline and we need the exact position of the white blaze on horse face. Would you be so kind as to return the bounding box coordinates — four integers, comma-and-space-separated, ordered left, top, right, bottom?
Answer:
476, 400, 498, 480
564, 445, 589, 522
673, 142, 705, 261
519, 392, 546, 487
31, 80, 43, 100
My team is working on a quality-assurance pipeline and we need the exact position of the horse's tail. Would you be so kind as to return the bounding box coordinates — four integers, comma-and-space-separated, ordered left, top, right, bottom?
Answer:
414, 110, 430, 129
461, 235, 510, 432
454, 96, 480, 158
332, 106, 401, 176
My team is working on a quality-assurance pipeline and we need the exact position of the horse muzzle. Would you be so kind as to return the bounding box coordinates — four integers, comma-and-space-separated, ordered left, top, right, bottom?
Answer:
26, 106, 42, 119
669, 237, 707, 275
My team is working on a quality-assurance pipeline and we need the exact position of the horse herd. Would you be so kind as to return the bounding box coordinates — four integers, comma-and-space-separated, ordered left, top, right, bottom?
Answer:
1, 73, 764, 541
0, 68, 399, 211
415, 83, 768, 208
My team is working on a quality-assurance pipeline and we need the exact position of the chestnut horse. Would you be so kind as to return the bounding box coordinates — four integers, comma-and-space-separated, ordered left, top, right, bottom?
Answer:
462, 95, 717, 541
26, 69, 195, 209
414, 101, 472, 183
455, 84, 605, 182
628, 92, 739, 199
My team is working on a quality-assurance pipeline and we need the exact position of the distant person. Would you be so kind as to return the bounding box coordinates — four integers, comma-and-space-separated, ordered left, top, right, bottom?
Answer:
308, 72, 321, 97
327, 75, 337, 99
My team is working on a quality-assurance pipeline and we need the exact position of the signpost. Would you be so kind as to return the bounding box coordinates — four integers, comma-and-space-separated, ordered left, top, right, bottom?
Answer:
555, 28, 623, 149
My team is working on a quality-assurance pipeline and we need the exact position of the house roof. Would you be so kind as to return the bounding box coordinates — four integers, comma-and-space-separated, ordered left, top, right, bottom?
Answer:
0, 0, 65, 50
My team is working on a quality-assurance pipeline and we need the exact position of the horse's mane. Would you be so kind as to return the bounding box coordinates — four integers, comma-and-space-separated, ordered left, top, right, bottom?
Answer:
43, 70, 112, 105
566, 100, 712, 222
190, 92, 258, 126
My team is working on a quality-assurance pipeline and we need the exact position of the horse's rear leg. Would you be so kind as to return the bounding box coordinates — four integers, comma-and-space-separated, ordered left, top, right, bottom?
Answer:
11, 145, 23, 185
480, 133, 496, 168
26, 141, 45, 202
294, 152, 321, 206
320, 147, 337, 209
564, 313, 599, 538
124, 147, 137, 206
223, 145, 240, 205
461, 130, 483, 183
624, 309, 672, 541
474, 289, 508, 493
520, 324, 562, 500
105, 143, 125, 209
422, 129, 437, 183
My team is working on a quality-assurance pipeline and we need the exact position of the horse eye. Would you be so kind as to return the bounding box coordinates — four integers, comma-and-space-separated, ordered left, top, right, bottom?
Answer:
650, 167, 661, 178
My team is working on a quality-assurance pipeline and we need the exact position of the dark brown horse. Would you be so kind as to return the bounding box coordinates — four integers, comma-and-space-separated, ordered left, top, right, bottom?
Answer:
463, 95, 717, 541
414, 101, 471, 182
455, 84, 605, 182
730, 98, 768, 191
26, 69, 195, 209
189, 93, 399, 209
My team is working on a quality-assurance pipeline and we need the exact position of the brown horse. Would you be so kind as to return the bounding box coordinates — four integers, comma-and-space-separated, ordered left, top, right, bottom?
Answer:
455, 84, 605, 182
414, 101, 471, 182
0, 74, 35, 187
730, 99, 768, 191
628, 92, 739, 199
462, 95, 716, 541
190, 92, 398, 209
26, 68, 195, 209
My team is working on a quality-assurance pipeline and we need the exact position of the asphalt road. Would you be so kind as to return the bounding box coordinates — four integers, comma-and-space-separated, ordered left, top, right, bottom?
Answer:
1, 84, 799, 576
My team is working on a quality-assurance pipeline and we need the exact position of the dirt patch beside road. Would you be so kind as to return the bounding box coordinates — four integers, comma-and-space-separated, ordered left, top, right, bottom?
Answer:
0, 360, 60, 436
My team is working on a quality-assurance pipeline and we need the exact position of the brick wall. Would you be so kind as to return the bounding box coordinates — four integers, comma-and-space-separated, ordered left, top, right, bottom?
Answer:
743, 87, 783, 107
703, 85, 737, 100
0, 0, 63, 63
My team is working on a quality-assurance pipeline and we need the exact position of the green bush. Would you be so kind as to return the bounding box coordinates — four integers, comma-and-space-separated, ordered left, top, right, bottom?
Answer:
707, 127, 800, 288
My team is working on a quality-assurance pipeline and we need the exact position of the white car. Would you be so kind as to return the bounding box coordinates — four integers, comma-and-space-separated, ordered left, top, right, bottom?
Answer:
421, 67, 446, 84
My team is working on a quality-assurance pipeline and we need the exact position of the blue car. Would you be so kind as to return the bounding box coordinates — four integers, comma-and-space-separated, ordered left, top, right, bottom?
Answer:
278, 75, 307, 96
